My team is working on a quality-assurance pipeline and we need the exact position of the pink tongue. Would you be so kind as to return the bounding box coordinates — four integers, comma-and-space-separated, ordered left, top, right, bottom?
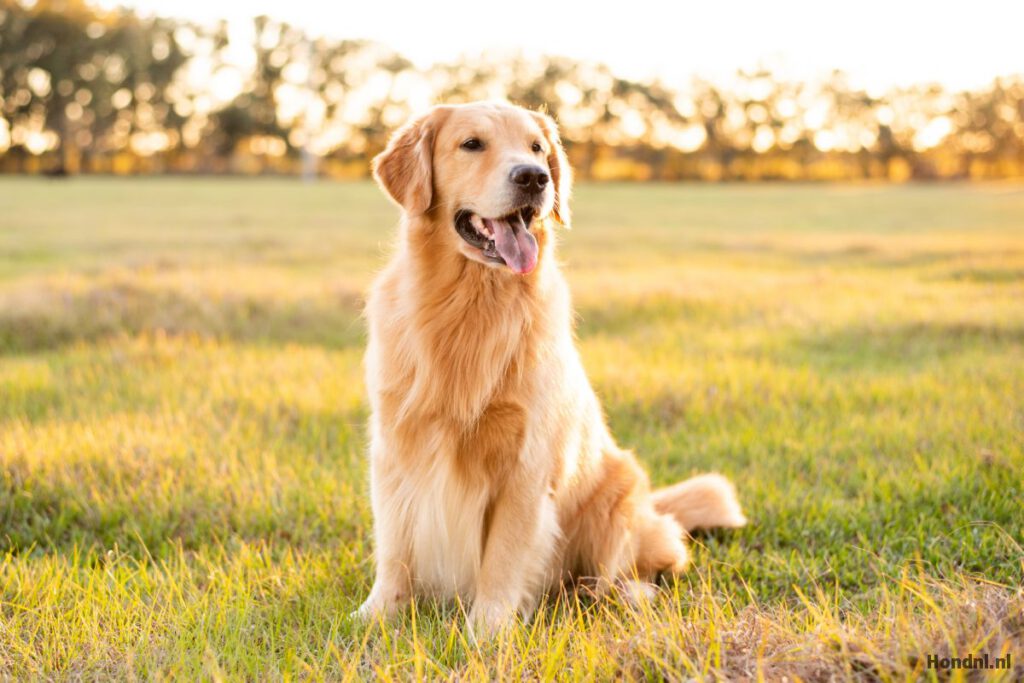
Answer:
484, 216, 538, 274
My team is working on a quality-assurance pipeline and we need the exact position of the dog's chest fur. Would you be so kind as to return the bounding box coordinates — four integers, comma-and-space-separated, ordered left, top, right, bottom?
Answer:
374, 252, 546, 431
366, 255, 553, 594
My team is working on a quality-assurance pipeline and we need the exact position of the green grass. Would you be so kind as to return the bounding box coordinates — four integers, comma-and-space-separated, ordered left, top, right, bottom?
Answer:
1, 178, 1022, 680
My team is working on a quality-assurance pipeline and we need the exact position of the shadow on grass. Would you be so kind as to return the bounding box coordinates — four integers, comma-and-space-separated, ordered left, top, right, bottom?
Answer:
695, 239, 1024, 270
942, 266, 1024, 283
575, 295, 738, 339
678, 463, 1024, 603
0, 398, 370, 559
0, 280, 367, 354
775, 319, 1024, 373
0, 283, 745, 354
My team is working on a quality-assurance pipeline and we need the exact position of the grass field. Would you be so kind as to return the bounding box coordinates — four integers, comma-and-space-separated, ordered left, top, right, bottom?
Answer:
1, 178, 1023, 680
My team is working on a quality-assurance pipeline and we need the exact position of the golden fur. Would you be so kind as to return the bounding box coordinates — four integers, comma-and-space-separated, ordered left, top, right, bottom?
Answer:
358, 101, 746, 635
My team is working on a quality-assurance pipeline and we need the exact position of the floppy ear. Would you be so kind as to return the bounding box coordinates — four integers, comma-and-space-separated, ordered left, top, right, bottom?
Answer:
373, 107, 448, 215
532, 111, 573, 227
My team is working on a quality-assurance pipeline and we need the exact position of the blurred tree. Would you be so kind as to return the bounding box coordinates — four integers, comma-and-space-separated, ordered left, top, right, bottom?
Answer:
953, 78, 1024, 178
0, 0, 189, 172
1, 0, 107, 170
206, 16, 302, 160
1, 0, 1022, 180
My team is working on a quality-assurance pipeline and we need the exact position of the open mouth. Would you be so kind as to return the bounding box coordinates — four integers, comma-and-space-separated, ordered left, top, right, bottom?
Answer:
454, 207, 539, 274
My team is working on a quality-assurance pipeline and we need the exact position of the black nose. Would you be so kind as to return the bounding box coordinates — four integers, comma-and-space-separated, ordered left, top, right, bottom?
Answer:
510, 164, 549, 193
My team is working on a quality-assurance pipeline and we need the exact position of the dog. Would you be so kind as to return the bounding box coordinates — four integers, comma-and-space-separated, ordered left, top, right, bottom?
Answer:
358, 101, 746, 636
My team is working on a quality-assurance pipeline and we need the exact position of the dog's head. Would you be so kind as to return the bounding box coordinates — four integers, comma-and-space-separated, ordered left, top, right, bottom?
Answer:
373, 101, 571, 275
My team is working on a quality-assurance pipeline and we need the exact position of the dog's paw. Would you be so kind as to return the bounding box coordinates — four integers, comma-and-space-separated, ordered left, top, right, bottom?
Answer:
349, 600, 374, 623
467, 599, 516, 641
616, 578, 660, 608
352, 595, 399, 623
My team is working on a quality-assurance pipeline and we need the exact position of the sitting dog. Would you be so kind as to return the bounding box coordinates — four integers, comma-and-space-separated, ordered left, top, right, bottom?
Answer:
358, 101, 746, 635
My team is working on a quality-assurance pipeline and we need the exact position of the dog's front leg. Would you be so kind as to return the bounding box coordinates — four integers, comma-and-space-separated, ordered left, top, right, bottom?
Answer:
469, 466, 559, 638
356, 448, 413, 622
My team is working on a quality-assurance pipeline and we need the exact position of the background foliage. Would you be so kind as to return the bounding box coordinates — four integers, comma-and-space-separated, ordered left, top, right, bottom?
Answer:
2, 0, 1024, 180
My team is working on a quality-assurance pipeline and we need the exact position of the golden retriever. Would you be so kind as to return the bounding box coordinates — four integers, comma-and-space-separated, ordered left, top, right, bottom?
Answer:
358, 101, 746, 636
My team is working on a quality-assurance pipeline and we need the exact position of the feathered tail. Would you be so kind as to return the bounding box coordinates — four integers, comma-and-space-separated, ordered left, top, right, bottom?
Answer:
651, 473, 747, 532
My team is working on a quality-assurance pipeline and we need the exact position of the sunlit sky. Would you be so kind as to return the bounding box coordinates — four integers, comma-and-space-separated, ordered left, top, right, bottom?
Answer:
99, 0, 1023, 93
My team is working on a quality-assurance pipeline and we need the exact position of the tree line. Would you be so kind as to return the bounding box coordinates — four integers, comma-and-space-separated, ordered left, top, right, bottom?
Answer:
2, 0, 1023, 180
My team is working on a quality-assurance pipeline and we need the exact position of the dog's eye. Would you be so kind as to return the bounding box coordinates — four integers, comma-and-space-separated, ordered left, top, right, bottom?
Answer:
531, 141, 543, 153
461, 138, 483, 151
